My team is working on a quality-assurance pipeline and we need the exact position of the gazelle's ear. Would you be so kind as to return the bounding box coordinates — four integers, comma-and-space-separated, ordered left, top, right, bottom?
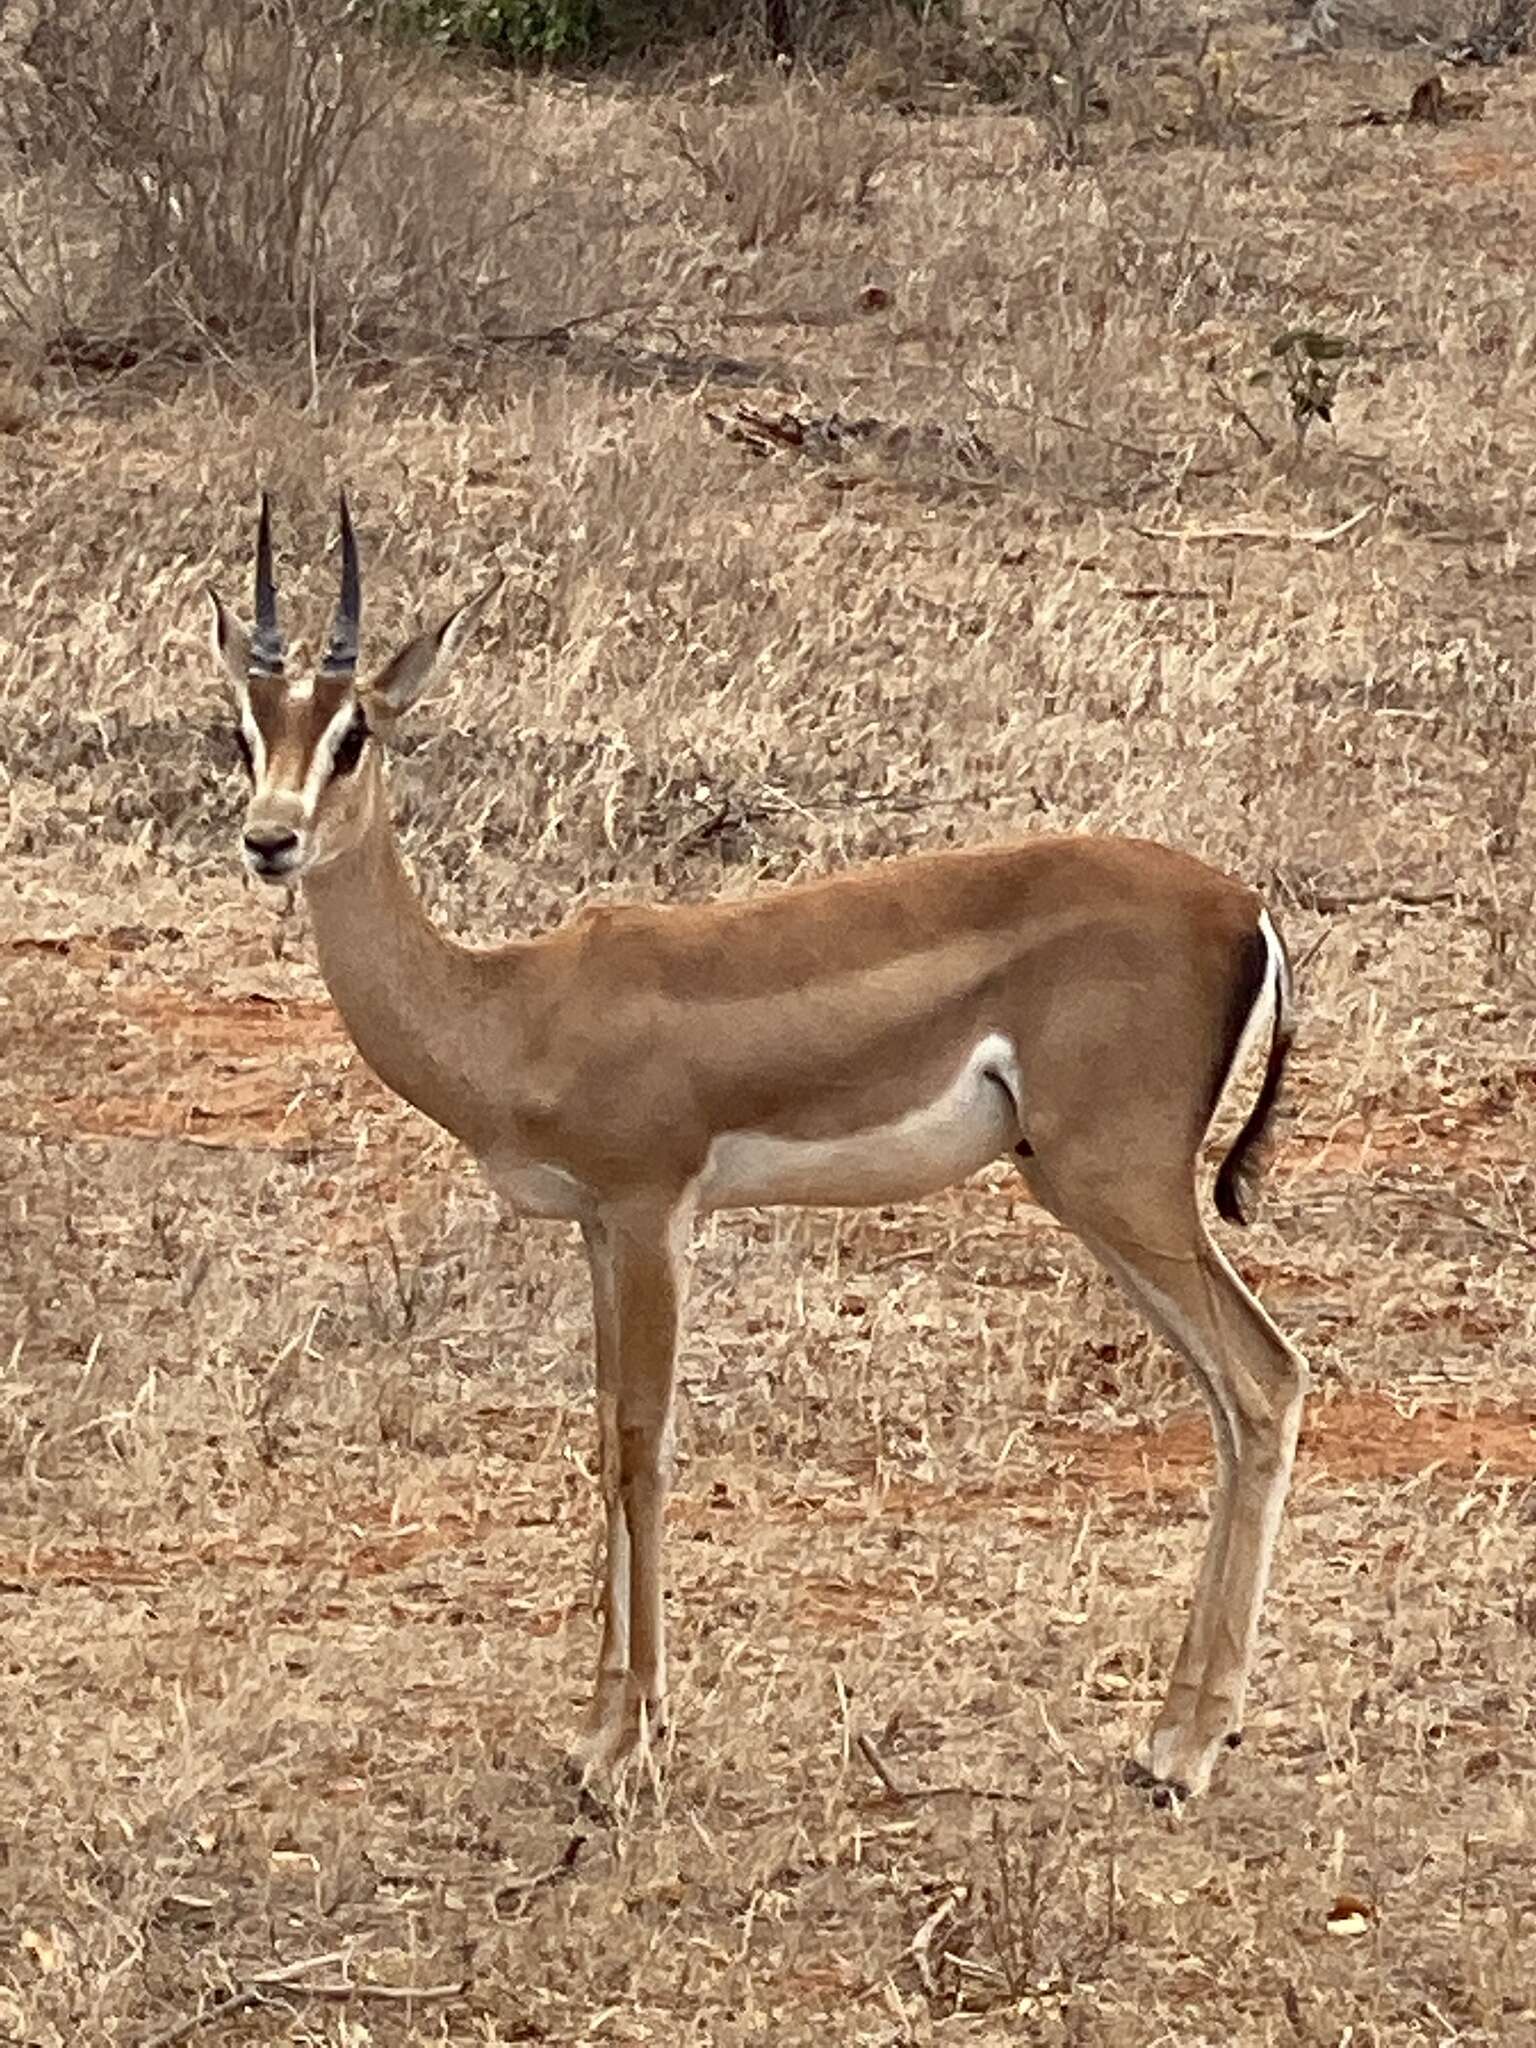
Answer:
361, 576, 506, 722
207, 586, 251, 690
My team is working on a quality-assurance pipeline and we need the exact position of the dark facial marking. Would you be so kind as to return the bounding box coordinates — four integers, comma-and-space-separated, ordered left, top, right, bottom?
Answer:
331, 710, 369, 779
233, 726, 254, 779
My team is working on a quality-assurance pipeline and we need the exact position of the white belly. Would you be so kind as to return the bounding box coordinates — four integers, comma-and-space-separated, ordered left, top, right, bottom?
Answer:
699, 1032, 1021, 1211
484, 1156, 593, 1222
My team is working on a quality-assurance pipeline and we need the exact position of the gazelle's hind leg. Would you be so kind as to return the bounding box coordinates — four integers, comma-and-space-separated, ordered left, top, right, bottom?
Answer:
1020, 1152, 1307, 1800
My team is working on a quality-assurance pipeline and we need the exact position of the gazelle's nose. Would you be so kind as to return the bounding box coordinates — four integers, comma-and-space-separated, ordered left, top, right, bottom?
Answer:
243, 826, 300, 876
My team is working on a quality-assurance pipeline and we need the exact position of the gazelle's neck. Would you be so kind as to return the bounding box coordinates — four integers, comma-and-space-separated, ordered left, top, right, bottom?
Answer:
301, 767, 500, 1145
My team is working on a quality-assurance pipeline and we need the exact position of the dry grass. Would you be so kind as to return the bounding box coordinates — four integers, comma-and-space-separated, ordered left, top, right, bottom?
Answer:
4, 6, 1536, 2042
660, 80, 897, 249
2, 1, 634, 374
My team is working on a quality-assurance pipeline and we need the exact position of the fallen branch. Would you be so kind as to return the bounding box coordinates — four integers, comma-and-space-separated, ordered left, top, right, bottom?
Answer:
961, 375, 1232, 481
1290, 925, 1335, 980
855, 1730, 1036, 1807
706, 403, 883, 460
139, 1951, 350, 2048
959, 376, 1159, 463
482, 298, 657, 349
140, 1989, 263, 2048
1018, 405, 1167, 466
495, 1832, 588, 1915
1377, 1173, 1536, 1258
273, 1977, 467, 2006
855, 1730, 907, 1799
1132, 505, 1376, 547
1204, 365, 1276, 454
1294, 882, 1465, 915
139, 1950, 469, 2047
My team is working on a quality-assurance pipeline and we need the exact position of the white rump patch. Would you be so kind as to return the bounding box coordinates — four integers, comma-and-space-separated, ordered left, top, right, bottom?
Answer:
699, 1032, 1022, 1212
1211, 907, 1286, 1138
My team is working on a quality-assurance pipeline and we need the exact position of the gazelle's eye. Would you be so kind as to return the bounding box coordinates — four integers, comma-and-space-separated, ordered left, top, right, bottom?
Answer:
331, 713, 369, 779
233, 727, 254, 779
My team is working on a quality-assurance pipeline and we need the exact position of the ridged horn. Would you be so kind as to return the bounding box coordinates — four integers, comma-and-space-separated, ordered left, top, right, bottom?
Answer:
248, 490, 285, 680
320, 490, 361, 678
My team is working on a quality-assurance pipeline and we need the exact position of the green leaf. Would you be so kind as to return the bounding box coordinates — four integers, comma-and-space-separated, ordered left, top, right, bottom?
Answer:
1270, 326, 1352, 361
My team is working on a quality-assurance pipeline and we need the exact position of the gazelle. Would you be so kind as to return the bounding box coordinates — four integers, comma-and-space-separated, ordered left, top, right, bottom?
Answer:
209, 495, 1308, 1803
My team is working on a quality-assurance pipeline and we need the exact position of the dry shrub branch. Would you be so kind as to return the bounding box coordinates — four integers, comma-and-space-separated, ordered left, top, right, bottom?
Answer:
660, 78, 896, 249
8, 0, 611, 368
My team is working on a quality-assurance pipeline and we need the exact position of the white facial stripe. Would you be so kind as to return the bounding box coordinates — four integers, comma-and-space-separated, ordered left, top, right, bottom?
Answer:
233, 684, 268, 783
235, 682, 358, 824
299, 696, 363, 818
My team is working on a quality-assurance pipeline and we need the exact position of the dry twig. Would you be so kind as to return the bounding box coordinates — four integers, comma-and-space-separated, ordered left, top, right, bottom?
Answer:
1132, 506, 1376, 547
1204, 365, 1276, 454
855, 1730, 1036, 1807
1377, 1173, 1536, 1258
1292, 882, 1466, 915
139, 1950, 467, 2047
274, 1977, 468, 2005
139, 1952, 349, 2048
494, 1831, 589, 1915
909, 1886, 967, 1998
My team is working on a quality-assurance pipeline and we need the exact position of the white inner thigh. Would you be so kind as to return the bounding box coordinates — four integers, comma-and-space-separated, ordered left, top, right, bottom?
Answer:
700, 1031, 1021, 1211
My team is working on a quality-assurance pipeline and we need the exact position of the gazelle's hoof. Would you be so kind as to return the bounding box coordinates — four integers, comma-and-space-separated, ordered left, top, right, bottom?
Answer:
1121, 1756, 1193, 1808
1126, 1711, 1241, 1803
565, 1685, 667, 1785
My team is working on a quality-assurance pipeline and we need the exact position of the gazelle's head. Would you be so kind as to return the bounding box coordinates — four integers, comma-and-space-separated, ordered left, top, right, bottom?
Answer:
208, 494, 502, 885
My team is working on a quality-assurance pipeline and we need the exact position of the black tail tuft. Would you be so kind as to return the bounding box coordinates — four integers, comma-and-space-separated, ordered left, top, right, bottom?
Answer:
1213, 919, 1293, 1228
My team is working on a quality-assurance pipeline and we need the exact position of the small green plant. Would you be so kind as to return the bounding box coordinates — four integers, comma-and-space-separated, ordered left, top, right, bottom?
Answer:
1458, 0, 1530, 61
1257, 326, 1354, 446
395, 0, 602, 59
391, 1, 967, 65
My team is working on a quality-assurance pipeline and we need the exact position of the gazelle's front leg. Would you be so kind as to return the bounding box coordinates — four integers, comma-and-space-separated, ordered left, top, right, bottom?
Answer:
570, 1196, 688, 1776
575, 1219, 631, 1755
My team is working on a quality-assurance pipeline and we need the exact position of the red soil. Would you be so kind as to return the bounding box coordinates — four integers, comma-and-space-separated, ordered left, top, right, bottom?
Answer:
2, 1394, 1529, 1601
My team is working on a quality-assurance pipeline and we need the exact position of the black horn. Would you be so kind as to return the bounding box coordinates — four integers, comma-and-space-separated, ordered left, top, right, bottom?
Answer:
321, 490, 361, 678
249, 490, 285, 679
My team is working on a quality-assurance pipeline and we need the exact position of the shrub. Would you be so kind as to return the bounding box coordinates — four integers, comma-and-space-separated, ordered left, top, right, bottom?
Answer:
391, 0, 959, 63
3, 0, 606, 368
660, 79, 896, 250
396, 0, 604, 60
